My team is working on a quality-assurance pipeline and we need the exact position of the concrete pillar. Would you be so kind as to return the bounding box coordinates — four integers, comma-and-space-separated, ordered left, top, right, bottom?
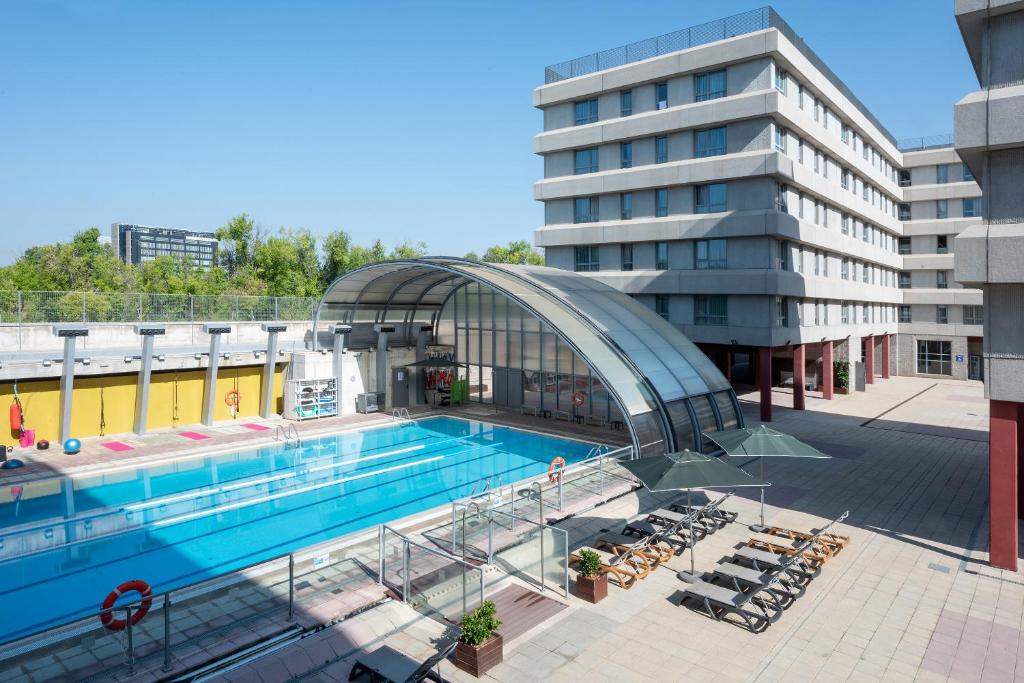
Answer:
793, 344, 806, 411
53, 325, 88, 444
758, 346, 772, 422
989, 400, 1020, 571
373, 324, 395, 407
133, 325, 166, 435
881, 334, 891, 379
201, 324, 231, 426
864, 335, 875, 384
329, 324, 352, 414
415, 325, 432, 405
260, 324, 286, 418
821, 340, 834, 400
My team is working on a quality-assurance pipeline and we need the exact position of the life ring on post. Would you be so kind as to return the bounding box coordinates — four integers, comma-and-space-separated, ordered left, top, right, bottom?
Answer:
548, 456, 566, 483
224, 390, 241, 408
100, 580, 153, 631
571, 391, 587, 408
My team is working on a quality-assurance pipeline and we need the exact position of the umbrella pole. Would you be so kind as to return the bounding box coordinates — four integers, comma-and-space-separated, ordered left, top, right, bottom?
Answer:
750, 456, 767, 533
678, 488, 698, 583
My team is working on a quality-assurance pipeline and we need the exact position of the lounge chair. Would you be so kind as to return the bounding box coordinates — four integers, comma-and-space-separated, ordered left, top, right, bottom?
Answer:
622, 517, 695, 553
678, 579, 783, 633
349, 641, 456, 682
761, 524, 850, 553
710, 561, 805, 603
668, 491, 738, 529
746, 533, 833, 564
595, 531, 673, 567
570, 546, 649, 589
646, 508, 716, 536
732, 545, 821, 580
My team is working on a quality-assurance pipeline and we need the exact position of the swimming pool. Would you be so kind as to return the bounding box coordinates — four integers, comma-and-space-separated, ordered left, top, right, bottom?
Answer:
0, 416, 600, 645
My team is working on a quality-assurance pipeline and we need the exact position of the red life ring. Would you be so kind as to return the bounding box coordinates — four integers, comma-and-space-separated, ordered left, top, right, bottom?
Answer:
548, 456, 566, 483
571, 391, 587, 408
100, 580, 153, 631
224, 390, 241, 408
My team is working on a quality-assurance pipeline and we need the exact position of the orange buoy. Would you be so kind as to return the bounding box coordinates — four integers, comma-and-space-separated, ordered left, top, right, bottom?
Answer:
9, 402, 23, 432
548, 456, 567, 483
100, 580, 153, 631
224, 390, 241, 408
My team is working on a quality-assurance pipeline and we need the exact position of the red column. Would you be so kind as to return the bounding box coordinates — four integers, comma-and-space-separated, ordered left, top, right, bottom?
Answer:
989, 400, 1020, 571
759, 347, 772, 422
792, 344, 806, 410
864, 335, 875, 384
821, 340, 834, 400
882, 335, 891, 379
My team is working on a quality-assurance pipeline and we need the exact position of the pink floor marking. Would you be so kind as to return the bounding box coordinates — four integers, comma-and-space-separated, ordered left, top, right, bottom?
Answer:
101, 441, 134, 452
179, 431, 211, 441
241, 423, 272, 431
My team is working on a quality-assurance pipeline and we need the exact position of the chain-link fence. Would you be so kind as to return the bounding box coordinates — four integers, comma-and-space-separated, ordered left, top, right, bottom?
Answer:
0, 291, 317, 324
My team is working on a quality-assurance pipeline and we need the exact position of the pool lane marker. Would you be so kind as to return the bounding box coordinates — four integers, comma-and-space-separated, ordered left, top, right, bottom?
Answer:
150, 455, 446, 528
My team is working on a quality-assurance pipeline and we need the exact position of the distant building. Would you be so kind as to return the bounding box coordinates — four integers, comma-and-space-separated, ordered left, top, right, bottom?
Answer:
111, 223, 218, 268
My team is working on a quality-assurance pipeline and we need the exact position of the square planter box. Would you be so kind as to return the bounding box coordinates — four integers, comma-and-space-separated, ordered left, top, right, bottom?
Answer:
835, 386, 851, 395
575, 573, 608, 603
455, 633, 503, 677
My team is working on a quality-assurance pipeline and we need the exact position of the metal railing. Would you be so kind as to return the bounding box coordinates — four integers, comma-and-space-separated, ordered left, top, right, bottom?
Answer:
543, 6, 899, 148
0, 290, 317, 324
897, 134, 955, 151
274, 423, 301, 446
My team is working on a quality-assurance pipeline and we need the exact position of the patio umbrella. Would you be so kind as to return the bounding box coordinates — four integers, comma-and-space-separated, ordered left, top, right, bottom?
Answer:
620, 450, 769, 581
704, 425, 830, 531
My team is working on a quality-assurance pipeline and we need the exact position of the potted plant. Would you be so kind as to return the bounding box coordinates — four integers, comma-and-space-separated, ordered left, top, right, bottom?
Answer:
834, 361, 850, 394
455, 600, 502, 677
574, 548, 608, 603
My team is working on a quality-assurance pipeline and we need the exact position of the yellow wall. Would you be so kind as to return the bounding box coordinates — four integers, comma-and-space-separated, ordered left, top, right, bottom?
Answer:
1, 364, 285, 442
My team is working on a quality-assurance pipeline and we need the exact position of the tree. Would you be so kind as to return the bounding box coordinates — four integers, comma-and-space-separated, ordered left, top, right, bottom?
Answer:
253, 229, 321, 297
390, 240, 428, 260
215, 214, 260, 273
480, 240, 544, 266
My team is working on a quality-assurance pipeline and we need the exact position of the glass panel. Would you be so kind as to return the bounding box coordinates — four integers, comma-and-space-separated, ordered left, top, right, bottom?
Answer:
689, 395, 719, 433
666, 399, 697, 451
713, 390, 739, 430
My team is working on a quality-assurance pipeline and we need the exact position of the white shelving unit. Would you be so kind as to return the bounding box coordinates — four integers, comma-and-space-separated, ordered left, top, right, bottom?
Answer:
284, 378, 338, 421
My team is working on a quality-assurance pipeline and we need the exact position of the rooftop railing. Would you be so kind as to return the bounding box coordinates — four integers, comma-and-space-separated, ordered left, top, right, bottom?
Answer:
897, 134, 956, 151
542, 6, 898, 148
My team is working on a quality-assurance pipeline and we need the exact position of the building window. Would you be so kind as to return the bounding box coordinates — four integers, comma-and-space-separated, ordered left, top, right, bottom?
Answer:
620, 142, 632, 169
574, 148, 598, 175
898, 204, 911, 221
936, 199, 948, 219
656, 81, 668, 109
898, 237, 911, 254
574, 246, 599, 272
936, 305, 948, 324
841, 302, 850, 324
620, 192, 633, 220
798, 139, 804, 164
964, 305, 983, 325
937, 235, 948, 253
574, 197, 598, 223
963, 165, 975, 181
798, 84, 805, 109
814, 150, 821, 174
797, 247, 804, 274
898, 169, 911, 187
899, 305, 911, 323
775, 67, 787, 94
655, 188, 669, 217
694, 126, 726, 158
776, 296, 789, 327
694, 295, 727, 325
841, 124, 850, 144
862, 225, 870, 243
695, 239, 727, 269
936, 164, 949, 184
620, 90, 633, 117
899, 271, 911, 289
841, 258, 849, 280
917, 340, 951, 375
862, 264, 869, 284
574, 99, 598, 125
937, 271, 949, 289
814, 250, 821, 276
798, 192, 805, 219
655, 241, 669, 270
776, 183, 788, 213
655, 295, 670, 320
841, 213, 850, 235
620, 244, 633, 271
963, 198, 981, 218
841, 170, 850, 190
694, 183, 726, 213
694, 69, 726, 102
777, 240, 790, 270
814, 98, 820, 123
655, 136, 668, 163
862, 303, 869, 323
775, 126, 787, 153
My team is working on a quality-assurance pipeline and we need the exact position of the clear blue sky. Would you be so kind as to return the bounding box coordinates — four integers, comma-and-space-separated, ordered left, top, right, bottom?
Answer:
0, 1, 976, 264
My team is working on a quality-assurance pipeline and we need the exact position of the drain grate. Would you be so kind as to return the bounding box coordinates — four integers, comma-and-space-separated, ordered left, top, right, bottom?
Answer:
928, 562, 950, 574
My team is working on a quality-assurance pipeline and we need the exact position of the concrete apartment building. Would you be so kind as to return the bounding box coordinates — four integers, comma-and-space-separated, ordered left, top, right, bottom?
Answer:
111, 223, 219, 268
952, 0, 1024, 570
533, 7, 986, 420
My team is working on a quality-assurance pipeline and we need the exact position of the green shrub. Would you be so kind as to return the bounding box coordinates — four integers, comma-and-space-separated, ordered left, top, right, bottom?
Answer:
459, 600, 501, 646
576, 548, 603, 579
834, 361, 850, 389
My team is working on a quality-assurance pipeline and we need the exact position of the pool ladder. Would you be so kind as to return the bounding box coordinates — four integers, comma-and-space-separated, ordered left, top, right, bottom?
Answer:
391, 407, 412, 423
274, 424, 301, 447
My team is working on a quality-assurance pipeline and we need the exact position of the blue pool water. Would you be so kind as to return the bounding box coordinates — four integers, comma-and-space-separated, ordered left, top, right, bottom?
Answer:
0, 417, 598, 644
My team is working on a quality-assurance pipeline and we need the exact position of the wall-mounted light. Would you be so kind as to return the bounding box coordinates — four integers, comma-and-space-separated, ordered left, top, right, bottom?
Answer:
124, 356, 133, 363
730, 339, 738, 345
42, 359, 52, 367
157, 354, 166, 362
194, 353, 203, 360
82, 358, 91, 366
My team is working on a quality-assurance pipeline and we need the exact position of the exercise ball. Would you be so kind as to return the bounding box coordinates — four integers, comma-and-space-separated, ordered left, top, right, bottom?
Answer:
63, 438, 82, 455
1, 459, 24, 469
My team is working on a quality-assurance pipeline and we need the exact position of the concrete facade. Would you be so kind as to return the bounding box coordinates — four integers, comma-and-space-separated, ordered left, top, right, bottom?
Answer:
953, 0, 1024, 570
533, 9, 990, 418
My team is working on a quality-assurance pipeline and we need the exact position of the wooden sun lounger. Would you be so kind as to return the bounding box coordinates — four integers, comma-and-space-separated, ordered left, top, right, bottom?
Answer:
595, 531, 673, 567
669, 492, 739, 529
349, 641, 455, 682
746, 533, 833, 564
732, 546, 821, 580
678, 579, 783, 633
762, 525, 851, 553
570, 546, 649, 589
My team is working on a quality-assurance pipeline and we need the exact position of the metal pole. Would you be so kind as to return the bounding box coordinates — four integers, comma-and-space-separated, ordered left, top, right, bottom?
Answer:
564, 531, 570, 597
760, 457, 766, 528
162, 594, 172, 672
378, 525, 384, 585
599, 455, 604, 498
558, 470, 563, 511
487, 516, 493, 563
125, 607, 135, 674
688, 489, 695, 577
451, 504, 458, 554
403, 542, 411, 604
539, 488, 545, 592
287, 554, 295, 621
